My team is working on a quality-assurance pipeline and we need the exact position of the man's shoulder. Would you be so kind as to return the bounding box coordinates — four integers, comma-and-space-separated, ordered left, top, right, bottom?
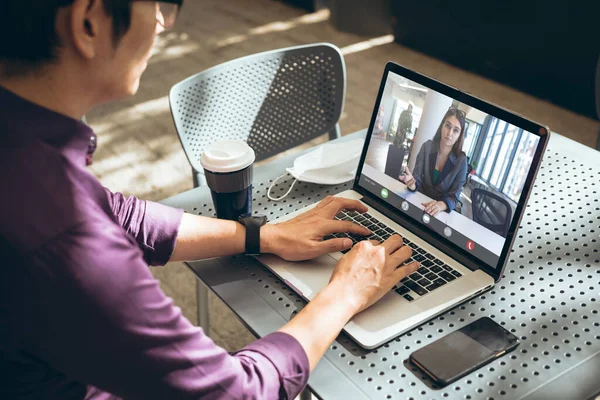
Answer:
0, 141, 105, 252
0, 140, 73, 199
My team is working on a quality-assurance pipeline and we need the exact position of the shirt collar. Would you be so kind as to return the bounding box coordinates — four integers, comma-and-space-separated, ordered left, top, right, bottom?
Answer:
0, 85, 96, 166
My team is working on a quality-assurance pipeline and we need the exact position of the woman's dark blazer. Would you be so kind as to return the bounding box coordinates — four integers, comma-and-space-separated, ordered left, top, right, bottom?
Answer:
409, 139, 468, 212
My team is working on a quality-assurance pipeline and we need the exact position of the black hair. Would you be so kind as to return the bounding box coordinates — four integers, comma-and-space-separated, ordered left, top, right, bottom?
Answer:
432, 108, 467, 158
0, 0, 132, 77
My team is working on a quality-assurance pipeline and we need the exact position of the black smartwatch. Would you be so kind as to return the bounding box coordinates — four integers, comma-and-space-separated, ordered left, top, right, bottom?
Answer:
238, 214, 268, 256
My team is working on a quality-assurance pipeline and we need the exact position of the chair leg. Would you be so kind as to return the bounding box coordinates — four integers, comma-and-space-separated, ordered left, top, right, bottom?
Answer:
596, 125, 600, 151
196, 279, 210, 334
299, 389, 312, 400
328, 124, 341, 141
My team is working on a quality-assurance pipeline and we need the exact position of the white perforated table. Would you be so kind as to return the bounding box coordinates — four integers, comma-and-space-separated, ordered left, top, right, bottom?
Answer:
161, 130, 600, 400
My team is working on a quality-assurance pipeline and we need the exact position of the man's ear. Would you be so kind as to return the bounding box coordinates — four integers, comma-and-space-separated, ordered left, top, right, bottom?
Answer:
68, 0, 109, 60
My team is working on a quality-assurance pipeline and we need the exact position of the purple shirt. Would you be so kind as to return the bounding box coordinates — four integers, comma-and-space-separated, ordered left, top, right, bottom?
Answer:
0, 86, 309, 399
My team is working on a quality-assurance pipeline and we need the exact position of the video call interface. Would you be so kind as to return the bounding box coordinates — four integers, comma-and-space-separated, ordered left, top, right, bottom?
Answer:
358, 71, 541, 268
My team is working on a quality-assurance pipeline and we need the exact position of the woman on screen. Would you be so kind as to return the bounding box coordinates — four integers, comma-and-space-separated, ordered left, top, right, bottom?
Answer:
400, 108, 468, 216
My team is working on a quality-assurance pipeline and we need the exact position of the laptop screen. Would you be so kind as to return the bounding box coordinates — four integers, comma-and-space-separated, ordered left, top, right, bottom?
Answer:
356, 65, 546, 273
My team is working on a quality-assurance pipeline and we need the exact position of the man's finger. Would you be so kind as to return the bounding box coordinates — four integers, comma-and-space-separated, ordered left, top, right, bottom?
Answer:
297, 197, 336, 219
388, 244, 412, 265
319, 237, 352, 254
380, 234, 404, 254
394, 261, 420, 278
294, 196, 338, 220
320, 198, 368, 218
321, 220, 370, 236
313, 196, 336, 210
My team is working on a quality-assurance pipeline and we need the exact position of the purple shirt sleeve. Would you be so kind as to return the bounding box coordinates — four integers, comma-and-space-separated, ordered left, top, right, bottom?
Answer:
103, 188, 183, 266
22, 215, 309, 399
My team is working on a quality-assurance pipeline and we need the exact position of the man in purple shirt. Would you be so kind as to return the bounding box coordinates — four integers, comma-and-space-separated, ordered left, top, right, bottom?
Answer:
0, 1, 419, 399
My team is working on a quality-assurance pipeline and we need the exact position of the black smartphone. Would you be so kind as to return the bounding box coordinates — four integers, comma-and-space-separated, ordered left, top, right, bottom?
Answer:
409, 317, 520, 386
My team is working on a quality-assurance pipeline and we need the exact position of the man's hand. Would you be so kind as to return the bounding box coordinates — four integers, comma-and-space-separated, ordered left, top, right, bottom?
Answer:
261, 196, 371, 261
329, 235, 419, 313
422, 200, 448, 216
277, 234, 419, 373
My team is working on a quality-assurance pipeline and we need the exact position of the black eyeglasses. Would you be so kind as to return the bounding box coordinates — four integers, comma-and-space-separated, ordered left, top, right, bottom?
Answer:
133, 0, 183, 30
56, 1, 183, 30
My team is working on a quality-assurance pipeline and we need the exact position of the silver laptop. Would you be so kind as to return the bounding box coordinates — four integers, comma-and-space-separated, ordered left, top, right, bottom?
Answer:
258, 62, 550, 349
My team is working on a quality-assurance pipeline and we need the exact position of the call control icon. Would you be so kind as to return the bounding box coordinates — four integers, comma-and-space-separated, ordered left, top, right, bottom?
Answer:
466, 240, 475, 251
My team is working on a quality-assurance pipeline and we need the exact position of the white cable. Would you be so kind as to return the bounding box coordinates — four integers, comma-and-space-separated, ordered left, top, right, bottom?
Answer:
267, 173, 298, 201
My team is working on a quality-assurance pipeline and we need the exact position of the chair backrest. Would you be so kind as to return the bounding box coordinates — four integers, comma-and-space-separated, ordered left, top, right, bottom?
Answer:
471, 188, 512, 238
169, 43, 346, 185
384, 144, 405, 179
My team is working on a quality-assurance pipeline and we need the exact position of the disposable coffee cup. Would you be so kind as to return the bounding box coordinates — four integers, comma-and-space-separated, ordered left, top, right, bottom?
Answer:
200, 140, 255, 221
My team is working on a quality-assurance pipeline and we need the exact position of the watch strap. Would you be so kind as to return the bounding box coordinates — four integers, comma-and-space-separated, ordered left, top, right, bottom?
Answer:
239, 216, 267, 256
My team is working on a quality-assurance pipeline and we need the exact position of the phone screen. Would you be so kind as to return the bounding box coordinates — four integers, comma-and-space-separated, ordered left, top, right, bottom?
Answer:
410, 317, 519, 385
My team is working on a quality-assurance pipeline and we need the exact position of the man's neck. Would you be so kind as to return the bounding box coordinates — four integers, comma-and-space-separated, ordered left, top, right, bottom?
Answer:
0, 67, 92, 120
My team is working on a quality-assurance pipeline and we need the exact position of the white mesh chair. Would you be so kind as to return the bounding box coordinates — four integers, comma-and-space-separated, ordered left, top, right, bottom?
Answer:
170, 42, 346, 187
169, 43, 346, 333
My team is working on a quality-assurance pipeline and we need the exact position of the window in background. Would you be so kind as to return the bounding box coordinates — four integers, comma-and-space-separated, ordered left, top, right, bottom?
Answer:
463, 120, 482, 160
474, 117, 539, 203
481, 119, 507, 180
502, 130, 538, 202
490, 124, 518, 187
477, 117, 497, 176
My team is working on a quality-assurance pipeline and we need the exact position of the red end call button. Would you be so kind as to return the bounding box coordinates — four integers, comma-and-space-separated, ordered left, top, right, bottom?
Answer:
466, 240, 475, 251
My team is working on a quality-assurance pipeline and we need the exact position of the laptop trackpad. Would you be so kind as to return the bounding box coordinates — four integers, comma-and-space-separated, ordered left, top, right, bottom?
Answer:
283, 255, 337, 299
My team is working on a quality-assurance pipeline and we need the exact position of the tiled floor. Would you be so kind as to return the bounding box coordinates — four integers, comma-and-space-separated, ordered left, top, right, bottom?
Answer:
86, 0, 600, 353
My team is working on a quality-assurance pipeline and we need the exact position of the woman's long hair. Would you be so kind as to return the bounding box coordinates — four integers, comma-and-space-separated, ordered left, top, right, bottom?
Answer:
432, 108, 466, 158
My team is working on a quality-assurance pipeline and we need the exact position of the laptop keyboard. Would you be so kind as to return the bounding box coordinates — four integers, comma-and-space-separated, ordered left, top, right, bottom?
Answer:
323, 210, 463, 302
